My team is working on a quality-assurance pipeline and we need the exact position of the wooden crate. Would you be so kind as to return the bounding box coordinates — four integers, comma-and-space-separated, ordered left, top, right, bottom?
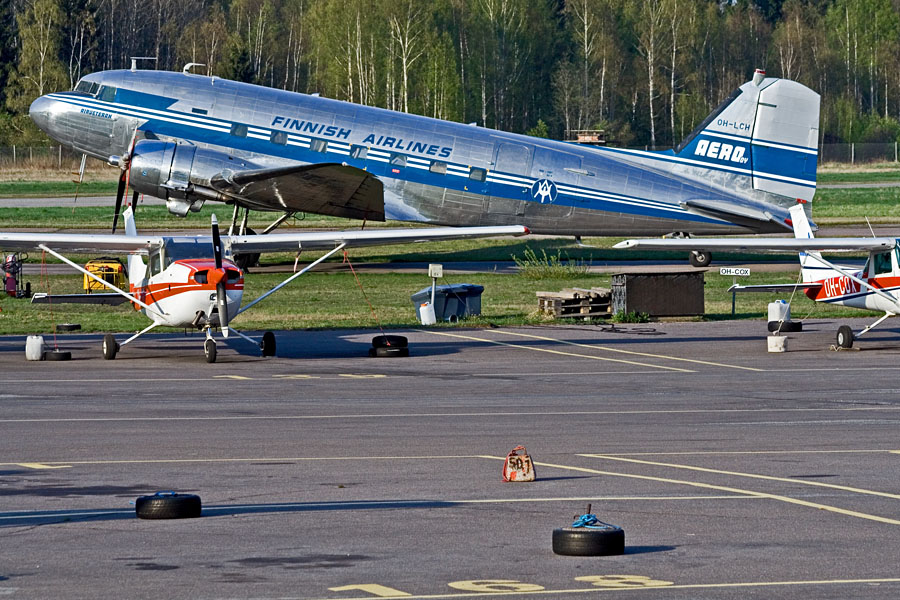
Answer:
536, 287, 611, 320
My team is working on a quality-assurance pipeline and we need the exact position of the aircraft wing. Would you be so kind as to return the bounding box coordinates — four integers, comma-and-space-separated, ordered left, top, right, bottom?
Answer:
209, 163, 385, 221
613, 237, 896, 253
0, 232, 162, 253
225, 225, 529, 254
31, 292, 129, 305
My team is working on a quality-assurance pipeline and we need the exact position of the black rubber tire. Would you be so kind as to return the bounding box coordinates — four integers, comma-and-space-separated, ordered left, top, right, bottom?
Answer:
204, 338, 217, 363
552, 525, 625, 556
689, 250, 711, 268
836, 325, 854, 349
56, 323, 81, 332
372, 335, 408, 348
43, 350, 71, 361
261, 331, 276, 357
135, 493, 201, 519
369, 346, 409, 358
102, 334, 118, 360
768, 320, 802, 333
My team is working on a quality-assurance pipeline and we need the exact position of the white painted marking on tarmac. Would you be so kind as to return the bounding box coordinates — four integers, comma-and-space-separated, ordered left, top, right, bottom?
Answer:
581, 454, 900, 500
15, 463, 71, 469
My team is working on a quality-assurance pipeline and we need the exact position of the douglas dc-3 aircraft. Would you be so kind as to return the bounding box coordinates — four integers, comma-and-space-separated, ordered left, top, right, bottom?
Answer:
616, 204, 900, 349
0, 210, 526, 362
29, 66, 820, 267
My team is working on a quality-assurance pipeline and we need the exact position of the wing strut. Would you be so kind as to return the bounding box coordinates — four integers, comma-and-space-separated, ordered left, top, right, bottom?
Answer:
37, 244, 166, 319
236, 242, 347, 316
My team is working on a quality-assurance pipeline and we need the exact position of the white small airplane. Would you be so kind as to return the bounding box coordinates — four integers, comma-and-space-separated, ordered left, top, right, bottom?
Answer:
0, 212, 527, 362
615, 204, 900, 349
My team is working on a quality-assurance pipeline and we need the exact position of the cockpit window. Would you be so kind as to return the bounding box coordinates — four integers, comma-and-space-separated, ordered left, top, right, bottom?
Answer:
74, 80, 101, 96
873, 251, 893, 276
98, 86, 117, 102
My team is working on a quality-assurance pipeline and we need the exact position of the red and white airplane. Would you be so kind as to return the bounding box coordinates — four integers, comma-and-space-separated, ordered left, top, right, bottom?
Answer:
0, 210, 527, 362
615, 204, 900, 349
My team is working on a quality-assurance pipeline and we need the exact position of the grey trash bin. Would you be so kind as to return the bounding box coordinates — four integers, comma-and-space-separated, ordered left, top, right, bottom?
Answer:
411, 284, 484, 322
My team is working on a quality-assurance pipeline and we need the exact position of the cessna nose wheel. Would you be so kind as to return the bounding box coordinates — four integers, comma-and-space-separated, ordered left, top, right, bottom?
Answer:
689, 250, 711, 268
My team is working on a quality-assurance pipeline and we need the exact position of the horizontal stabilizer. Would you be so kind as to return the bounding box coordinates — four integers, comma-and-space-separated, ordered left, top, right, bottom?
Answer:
210, 163, 384, 221
681, 199, 793, 232
614, 237, 894, 253
31, 292, 128, 305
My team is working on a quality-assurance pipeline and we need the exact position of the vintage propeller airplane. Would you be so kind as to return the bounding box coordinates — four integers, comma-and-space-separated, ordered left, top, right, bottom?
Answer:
0, 212, 527, 362
615, 204, 900, 349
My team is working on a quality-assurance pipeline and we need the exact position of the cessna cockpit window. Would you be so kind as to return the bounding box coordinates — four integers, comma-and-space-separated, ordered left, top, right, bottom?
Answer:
873, 251, 892, 275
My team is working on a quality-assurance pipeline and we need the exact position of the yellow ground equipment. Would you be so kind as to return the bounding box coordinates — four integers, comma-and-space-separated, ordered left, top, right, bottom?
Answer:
84, 257, 126, 293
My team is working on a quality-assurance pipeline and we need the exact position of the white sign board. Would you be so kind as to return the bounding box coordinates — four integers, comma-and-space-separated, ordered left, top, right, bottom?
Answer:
720, 267, 751, 277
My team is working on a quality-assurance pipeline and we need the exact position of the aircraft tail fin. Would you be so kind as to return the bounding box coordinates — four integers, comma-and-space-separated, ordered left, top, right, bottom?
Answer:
123, 207, 146, 285
789, 204, 828, 283
675, 69, 819, 204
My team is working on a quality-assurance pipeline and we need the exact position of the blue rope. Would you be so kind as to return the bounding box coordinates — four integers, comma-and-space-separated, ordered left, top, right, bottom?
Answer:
572, 513, 608, 529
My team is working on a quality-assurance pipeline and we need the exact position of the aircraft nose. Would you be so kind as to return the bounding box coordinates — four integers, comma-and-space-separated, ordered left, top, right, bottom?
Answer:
29, 95, 58, 133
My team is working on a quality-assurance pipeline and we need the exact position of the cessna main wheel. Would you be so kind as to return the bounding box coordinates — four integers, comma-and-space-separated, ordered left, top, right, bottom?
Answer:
102, 334, 118, 360
689, 250, 711, 268
836, 325, 854, 349
260, 331, 276, 357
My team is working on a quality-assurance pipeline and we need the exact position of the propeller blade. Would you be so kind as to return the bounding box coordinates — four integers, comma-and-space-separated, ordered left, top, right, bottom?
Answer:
216, 280, 229, 333
211, 213, 222, 270
112, 171, 127, 233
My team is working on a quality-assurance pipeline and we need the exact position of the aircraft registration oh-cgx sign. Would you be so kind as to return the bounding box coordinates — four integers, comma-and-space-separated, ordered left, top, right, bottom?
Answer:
719, 267, 751, 277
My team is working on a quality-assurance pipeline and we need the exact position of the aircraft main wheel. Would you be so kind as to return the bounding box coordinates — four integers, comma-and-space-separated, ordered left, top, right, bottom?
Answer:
372, 335, 408, 348
836, 325, 854, 349
552, 524, 625, 556
135, 492, 201, 519
204, 338, 217, 363
369, 346, 409, 358
102, 334, 118, 360
689, 250, 711, 268
261, 331, 276, 357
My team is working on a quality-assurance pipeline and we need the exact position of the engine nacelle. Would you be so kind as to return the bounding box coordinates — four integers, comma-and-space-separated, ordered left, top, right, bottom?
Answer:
129, 140, 255, 217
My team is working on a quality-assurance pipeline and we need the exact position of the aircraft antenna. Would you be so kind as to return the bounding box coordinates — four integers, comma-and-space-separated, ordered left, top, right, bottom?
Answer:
130, 56, 158, 72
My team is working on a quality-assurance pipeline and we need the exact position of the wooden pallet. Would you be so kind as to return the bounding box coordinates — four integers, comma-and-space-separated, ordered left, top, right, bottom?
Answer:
536, 287, 611, 320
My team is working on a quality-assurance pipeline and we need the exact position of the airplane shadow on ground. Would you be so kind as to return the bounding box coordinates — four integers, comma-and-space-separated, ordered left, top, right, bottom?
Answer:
1, 499, 483, 528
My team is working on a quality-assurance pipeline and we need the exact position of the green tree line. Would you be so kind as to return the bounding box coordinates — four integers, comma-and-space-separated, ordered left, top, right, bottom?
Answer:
1, 0, 899, 147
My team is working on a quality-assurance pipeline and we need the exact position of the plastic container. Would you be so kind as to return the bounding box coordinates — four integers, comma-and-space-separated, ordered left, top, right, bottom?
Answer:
25, 335, 44, 361
768, 300, 790, 323
418, 301, 437, 325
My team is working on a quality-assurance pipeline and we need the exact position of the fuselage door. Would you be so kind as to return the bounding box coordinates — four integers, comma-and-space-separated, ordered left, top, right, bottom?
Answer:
490, 143, 533, 217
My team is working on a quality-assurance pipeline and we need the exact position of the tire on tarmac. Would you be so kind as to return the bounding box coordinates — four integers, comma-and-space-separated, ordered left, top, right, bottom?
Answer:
102, 334, 118, 360
768, 321, 802, 333
369, 346, 409, 358
135, 492, 202, 519
204, 338, 217, 363
261, 331, 276, 357
689, 250, 711, 268
552, 524, 625, 556
43, 350, 72, 361
372, 335, 408, 348
836, 325, 854, 349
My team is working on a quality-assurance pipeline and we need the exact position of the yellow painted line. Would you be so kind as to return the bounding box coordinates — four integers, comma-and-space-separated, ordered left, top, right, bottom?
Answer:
305, 578, 900, 599
490, 329, 764, 371
213, 375, 252, 380
15, 463, 71, 469
339, 374, 387, 379
417, 330, 693, 372
580, 454, 900, 500
478, 456, 900, 526
273, 374, 321, 379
